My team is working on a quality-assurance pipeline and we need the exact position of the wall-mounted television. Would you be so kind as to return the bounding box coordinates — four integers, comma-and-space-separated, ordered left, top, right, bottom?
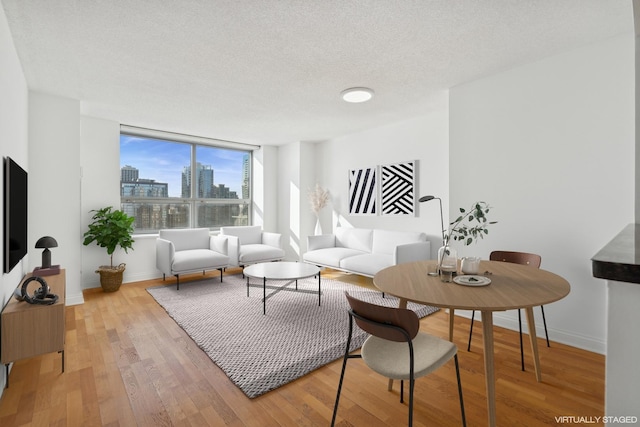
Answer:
3, 157, 28, 274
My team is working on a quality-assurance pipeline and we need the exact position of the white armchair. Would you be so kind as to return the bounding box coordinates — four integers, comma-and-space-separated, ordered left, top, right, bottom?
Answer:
220, 225, 285, 267
156, 228, 230, 290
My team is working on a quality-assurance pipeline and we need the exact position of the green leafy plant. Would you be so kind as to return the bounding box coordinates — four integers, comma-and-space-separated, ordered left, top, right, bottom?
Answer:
445, 201, 497, 246
83, 206, 135, 267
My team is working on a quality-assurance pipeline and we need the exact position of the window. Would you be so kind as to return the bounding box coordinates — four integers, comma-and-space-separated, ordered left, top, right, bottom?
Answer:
119, 127, 255, 233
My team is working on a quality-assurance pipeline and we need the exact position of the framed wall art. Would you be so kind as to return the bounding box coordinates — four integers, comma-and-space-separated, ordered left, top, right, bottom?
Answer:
380, 160, 416, 216
348, 167, 377, 215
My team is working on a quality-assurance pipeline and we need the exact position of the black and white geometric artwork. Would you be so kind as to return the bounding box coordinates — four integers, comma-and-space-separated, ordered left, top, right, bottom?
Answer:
381, 161, 416, 216
349, 167, 377, 215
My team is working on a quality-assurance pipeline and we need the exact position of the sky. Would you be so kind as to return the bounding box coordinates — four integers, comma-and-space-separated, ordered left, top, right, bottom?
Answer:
120, 135, 247, 197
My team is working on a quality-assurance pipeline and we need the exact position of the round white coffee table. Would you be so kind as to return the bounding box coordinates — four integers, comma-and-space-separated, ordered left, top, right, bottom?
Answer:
243, 262, 321, 315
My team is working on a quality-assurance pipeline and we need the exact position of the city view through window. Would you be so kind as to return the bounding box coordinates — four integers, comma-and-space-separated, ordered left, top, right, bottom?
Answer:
120, 134, 251, 232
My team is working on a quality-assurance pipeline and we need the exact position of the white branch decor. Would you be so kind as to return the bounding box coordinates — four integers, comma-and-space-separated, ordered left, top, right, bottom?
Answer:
309, 183, 330, 214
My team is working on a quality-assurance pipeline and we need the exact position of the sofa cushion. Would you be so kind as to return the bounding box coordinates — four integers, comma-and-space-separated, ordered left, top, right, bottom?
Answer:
221, 225, 262, 245
239, 244, 285, 264
159, 228, 211, 252
172, 249, 229, 272
335, 227, 373, 252
372, 229, 427, 255
307, 234, 335, 251
340, 253, 394, 277
303, 247, 366, 267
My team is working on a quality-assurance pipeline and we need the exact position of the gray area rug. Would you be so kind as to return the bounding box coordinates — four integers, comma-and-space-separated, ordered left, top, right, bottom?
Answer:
147, 273, 438, 398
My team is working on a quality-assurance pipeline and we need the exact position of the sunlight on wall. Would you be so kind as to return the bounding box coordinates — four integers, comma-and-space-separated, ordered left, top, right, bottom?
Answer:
332, 210, 353, 229
253, 155, 264, 225
289, 181, 300, 257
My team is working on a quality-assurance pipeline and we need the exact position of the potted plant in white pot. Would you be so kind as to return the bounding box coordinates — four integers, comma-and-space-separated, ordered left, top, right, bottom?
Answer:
82, 206, 135, 292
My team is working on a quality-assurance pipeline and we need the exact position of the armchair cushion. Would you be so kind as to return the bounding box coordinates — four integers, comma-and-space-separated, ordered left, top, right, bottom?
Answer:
160, 228, 211, 252
239, 244, 286, 264
220, 225, 285, 266
172, 248, 229, 272
221, 225, 262, 245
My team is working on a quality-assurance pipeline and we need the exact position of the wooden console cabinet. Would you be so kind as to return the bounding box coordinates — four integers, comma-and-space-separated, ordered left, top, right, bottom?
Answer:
1, 269, 65, 386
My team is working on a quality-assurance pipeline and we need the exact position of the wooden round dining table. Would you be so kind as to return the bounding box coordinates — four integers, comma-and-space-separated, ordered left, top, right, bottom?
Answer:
373, 259, 570, 427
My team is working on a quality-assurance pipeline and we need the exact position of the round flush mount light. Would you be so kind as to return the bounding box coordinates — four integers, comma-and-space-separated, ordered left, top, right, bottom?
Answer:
341, 87, 374, 103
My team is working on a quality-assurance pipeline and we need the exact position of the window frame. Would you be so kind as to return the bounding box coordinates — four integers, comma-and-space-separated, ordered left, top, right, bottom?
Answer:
119, 126, 258, 234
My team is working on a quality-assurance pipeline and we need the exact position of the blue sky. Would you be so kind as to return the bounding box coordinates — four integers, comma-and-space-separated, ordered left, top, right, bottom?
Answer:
120, 135, 247, 197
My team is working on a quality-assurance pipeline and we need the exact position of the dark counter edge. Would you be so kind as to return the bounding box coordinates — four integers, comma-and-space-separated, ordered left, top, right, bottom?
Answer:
592, 223, 640, 285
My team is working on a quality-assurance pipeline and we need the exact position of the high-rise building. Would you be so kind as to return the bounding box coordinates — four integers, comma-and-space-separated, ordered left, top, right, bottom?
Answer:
182, 162, 215, 198
121, 165, 139, 182
121, 179, 168, 198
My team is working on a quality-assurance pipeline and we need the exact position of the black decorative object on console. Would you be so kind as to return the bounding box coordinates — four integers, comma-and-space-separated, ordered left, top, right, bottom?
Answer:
34, 236, 60, 276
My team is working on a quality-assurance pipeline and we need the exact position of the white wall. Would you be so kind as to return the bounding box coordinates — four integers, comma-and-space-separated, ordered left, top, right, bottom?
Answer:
79, 115, 123, 287
449, 34, 634, 353
314, 93, 450, 259
28, 92, 84, 305
277, 142, 301, 260
252, 145, 279, 232
0, 4, 29, 392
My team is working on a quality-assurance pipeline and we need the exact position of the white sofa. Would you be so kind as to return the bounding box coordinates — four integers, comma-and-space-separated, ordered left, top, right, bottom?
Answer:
156, 228, 230, 290
303, 227, 430, 277
220, 225, 285, 267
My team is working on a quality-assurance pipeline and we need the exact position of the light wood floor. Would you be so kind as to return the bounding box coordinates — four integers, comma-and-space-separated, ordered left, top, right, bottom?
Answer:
0, 268, 604, 426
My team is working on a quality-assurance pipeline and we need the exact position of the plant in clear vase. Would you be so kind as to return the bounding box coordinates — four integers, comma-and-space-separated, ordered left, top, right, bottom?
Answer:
438, 201, 497, 277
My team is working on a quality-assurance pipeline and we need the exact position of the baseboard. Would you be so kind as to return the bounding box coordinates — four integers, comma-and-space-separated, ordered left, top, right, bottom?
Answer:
65, 292, 85, 306
452, 310, 606, 355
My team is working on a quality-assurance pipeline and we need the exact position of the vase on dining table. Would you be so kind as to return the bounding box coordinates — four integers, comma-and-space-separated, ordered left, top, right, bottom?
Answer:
438, 245, 458, 282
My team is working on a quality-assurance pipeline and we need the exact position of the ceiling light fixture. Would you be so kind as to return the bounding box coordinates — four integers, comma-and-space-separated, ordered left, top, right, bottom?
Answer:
341, 87, 374, 103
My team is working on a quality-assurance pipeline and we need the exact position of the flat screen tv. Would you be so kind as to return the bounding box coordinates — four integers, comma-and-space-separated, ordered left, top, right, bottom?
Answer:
3, 157, 28, 273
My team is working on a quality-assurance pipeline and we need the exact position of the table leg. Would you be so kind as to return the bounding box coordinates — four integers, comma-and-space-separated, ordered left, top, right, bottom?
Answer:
263, 277, 266, 315
525, 307, 542, 382
481, 310, 497, 427
318, 271, 321, 306
449, 308, 455, 342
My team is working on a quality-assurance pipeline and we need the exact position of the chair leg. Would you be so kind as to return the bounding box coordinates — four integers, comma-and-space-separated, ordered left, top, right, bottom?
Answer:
331, 315, 357, 427
400, 379, 404, 403
518, 309, 525, 371
176, 275, 180, 290
408, 377, 415, 427
541, 305, 550, 347
408, 343, 415, 427
454, 354, 467, 426
219, 268, 223, 282
467, 310, 475, 351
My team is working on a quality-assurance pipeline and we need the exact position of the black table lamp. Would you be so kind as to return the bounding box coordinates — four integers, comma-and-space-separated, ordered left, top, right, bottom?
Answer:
34, 236, 60, 275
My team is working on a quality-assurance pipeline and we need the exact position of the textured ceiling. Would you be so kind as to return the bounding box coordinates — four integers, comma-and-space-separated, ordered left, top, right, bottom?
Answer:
1, 0, 633, 146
